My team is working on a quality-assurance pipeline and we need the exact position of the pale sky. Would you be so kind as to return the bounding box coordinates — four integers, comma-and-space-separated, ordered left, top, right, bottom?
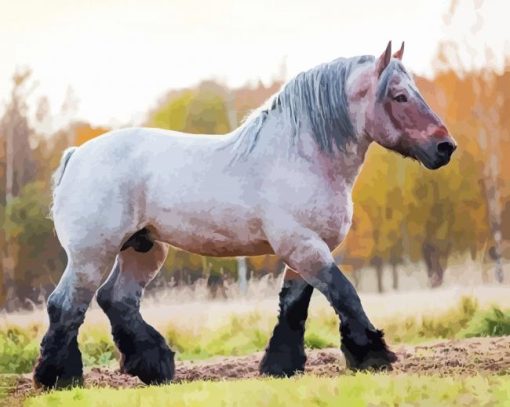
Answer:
1, 0, 508, 129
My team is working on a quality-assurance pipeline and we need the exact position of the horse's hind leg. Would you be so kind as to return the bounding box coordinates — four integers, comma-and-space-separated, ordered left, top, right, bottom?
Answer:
96, 240, 175, 385
33, 251, 116, 388
259, 266, 313, 377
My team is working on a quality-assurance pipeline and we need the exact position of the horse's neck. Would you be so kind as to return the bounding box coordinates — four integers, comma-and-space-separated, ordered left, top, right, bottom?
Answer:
226, 110, 370, 189
329, 137, 371, 188
282, 117, 371, 189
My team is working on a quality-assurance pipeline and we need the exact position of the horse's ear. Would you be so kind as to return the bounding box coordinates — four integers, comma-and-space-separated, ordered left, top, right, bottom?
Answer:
393, 41, 405, 61
376, 41, 392, 77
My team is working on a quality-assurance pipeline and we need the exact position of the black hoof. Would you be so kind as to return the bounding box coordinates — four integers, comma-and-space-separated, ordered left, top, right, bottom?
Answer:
259, 347, 306, 377
115, 323, 175, 385
33, 335, 83, 389
341, 328, 397, 371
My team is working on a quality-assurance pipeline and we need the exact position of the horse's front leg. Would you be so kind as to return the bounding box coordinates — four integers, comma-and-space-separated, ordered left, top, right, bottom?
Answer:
267, 226, 397, 372
306, 261, 397, 370
259, 266, 314, 377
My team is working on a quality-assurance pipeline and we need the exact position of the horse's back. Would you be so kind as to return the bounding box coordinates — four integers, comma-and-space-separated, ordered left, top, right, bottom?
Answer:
52, 127, 267, 255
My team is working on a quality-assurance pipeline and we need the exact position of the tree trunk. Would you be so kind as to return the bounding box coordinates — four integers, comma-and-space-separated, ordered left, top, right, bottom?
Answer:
3, 111, 16, 310
488, 244, 503, 283
237, 256, 248, 295
482, 157, 504, 283
422, 243, 444, 288
391, 262, 399, 291
373, 257, 384, 293
475, 103, 503, 283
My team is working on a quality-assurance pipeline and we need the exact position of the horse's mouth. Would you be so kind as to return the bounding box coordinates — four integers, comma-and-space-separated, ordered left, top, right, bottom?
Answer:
391, 144, 425, 166
413, 148, 451, 170
391, 135, 455, 170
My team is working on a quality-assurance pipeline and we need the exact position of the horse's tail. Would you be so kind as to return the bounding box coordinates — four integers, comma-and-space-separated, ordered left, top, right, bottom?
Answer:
49, 146, 77, 218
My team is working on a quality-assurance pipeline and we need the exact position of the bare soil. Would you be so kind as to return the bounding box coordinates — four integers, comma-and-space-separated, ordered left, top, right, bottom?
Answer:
9, 336, 510, 403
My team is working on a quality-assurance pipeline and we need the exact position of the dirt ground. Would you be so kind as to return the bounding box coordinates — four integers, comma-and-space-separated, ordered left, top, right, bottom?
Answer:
10, 336, 510, 403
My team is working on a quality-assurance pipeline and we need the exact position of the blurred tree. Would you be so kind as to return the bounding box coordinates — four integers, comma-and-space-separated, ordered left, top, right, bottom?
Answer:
232, 80, 283, 124
432, 0, 508, 282
4, 181, 66, 306
346, 145, 407, 293
337, 200, 375, 289
149, 81, 230, 135
472, 73, 505, 283
1, 52, 509, 306
186, 82, 230, 134
1, 68, 37, 199
0, 68, 38, 309
404, 150, 488, 287
74, 122, 110, 146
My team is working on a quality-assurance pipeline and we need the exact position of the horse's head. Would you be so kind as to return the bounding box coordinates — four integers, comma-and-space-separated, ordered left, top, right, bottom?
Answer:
359, 42, 456, 169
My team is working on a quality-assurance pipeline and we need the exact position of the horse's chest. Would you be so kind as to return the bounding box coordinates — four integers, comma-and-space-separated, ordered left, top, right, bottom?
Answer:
302, 193, 354, 249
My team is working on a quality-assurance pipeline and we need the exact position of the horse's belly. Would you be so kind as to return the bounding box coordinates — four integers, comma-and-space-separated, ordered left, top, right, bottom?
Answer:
164, 236, 273, 257
148, 209, 272, 257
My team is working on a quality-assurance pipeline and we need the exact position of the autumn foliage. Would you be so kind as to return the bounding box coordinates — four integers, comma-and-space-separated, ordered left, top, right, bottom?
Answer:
0, 47, 509, 309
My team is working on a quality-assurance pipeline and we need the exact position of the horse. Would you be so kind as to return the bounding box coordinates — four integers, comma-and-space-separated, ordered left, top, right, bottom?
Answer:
33, 41, 456, 388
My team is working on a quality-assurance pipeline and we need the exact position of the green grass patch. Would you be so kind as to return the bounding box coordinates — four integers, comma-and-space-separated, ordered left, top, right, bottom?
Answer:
461, 307, 510, 338
25, 374, 510, 407
164, 312, 273, 360
0, 324, 41, 374
1, 296, 509, 374
79, 326, 118, 367
383, 296, 480, 343
0, 374, 16, 403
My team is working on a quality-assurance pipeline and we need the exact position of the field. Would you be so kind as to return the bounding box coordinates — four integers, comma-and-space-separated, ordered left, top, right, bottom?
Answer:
2, 285, 510, 405
21, 374, 510, 407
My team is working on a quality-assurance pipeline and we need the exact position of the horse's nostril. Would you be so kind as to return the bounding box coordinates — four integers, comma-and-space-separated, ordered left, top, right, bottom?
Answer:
437, 141, 456, 158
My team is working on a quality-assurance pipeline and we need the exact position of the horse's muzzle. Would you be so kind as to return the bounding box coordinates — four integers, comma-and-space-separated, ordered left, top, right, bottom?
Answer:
416, 137, 457, 170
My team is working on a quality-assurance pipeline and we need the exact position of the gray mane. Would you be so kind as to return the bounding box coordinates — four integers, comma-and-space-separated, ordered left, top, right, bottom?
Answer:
229, 55, 375, 160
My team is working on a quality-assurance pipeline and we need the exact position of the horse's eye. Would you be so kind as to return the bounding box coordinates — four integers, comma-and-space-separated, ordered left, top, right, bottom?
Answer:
393, 94, 407, 103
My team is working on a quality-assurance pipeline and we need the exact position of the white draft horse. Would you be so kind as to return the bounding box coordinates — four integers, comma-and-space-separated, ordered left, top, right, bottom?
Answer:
34, 42, 456, 388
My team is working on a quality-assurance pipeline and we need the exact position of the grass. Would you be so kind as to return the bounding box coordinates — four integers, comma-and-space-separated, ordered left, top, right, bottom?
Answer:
1, 296, 510, 374
0, 325, 41, 374
0, 290, 510, 373
461, 307, 510, 338
165, 297, 510, 360
25, 374, 510, 407
0, 374, 16, 403
2, 290, 510, 406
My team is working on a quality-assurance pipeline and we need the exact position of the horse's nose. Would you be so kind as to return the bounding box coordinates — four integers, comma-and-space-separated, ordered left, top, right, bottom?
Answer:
436, 139, 456, 159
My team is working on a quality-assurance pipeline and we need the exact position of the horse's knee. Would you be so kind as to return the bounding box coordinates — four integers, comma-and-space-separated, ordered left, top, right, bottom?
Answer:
97, 265, 140, 319
97, 286, 139, 329
47, 287, 88, 328
96, 267, 117, 313
46, 293, 63, 324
